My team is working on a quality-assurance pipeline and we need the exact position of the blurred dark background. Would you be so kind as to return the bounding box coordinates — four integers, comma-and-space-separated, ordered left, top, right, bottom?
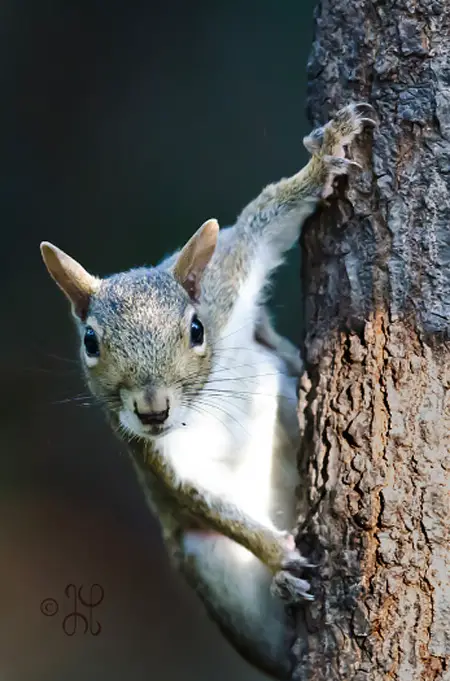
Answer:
0, 1, 315, 679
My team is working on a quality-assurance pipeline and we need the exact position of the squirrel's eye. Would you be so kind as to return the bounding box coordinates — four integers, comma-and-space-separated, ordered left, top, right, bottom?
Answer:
190, 315, 204, 347
84, 326, 100, 357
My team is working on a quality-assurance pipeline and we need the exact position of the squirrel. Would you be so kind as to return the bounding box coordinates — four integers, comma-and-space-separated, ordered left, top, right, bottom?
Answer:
40, 103, 376, 680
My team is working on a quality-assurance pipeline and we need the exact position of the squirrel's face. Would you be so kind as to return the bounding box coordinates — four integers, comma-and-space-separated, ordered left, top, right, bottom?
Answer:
80, 269, 214, 439
40, 219, 219, 441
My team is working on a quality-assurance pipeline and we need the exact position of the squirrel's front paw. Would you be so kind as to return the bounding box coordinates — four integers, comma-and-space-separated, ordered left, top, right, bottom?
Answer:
303, 102, 376, 155
304, 102, 377, 198
271, 534, 315, 604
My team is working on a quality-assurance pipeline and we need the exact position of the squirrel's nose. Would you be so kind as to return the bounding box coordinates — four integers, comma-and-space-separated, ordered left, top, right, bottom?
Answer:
134, 402, 169, 426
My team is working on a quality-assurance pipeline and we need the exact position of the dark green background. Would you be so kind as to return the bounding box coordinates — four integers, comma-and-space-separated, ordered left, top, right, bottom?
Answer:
0, 1, 315, 679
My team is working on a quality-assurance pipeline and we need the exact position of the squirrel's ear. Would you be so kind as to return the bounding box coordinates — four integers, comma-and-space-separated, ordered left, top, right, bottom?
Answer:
40, 242, 100, 321
173, 218, 219, 301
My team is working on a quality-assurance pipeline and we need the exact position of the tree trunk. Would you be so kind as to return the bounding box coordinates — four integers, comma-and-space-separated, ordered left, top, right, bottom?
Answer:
293, 1, 450, 679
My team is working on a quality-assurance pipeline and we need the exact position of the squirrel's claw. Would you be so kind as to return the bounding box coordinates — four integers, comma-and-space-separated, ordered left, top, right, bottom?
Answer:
334, 101, 378, 128
321, 155, 363, 199
357, 116, 378, 128
276, 532, 316, 571
281, 554, 317, 572
271, 537, 315, 605
303, 102, 378, 157
322, 102, 377, 155
323, 155, 363, 173
315, 102, 378, 198
271, 570, 314, 604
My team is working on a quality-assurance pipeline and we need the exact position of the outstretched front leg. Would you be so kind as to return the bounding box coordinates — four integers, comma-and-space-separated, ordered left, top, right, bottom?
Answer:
228, 103, 377, 294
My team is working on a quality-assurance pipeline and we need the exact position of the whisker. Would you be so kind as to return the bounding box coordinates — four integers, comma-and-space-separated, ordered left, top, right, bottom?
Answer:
216, 344, 299, 355
172, 363, 268, 389
209, 360, 276, 376
203, 372, 287, 384
184, 387, 297, 402
10, 365, 79, 377
44, 353, 80, 365
174, 365, 288, 389
182, 400, 241, 444
192, 396, 250, 438
50, 393, 94, 405
217, 319, 255, 343
170, 347, 291, 387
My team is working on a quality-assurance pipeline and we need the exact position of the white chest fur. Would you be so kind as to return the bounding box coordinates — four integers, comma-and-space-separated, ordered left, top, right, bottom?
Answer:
156, 262, 300, 530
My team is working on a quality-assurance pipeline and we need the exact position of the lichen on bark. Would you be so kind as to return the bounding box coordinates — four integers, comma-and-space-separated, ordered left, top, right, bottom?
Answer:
293, 1, 450, 679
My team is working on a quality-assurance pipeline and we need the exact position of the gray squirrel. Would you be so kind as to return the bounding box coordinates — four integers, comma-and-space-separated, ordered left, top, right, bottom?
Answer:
41, 103, 376, 679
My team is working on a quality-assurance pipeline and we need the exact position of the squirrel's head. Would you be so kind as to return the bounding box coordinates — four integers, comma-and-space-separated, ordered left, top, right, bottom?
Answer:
40, 219, 219, 441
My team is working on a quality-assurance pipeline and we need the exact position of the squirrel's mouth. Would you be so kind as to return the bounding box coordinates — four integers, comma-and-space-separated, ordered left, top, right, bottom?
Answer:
118, 407, 174, 440
144, 424, 172, 438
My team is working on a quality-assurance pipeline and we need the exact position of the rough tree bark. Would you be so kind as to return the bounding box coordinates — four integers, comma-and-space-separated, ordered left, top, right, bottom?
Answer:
293, 1, 450, 679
